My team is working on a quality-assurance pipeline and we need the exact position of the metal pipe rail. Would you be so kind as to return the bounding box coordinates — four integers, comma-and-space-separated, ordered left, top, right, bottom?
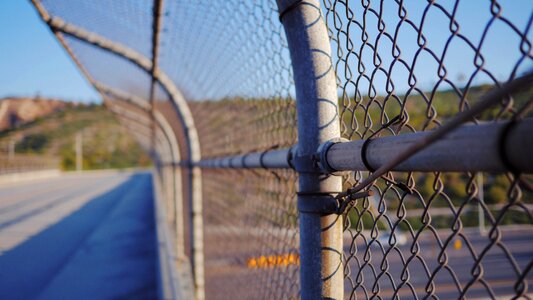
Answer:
194, 118, 533, 173
41, 10, 203, 165
326, 118, 533, 173
45, 16, 152, 70
148, 0, 164, 170
196, 148, 293, 169
38, 11, 202, 166
32, 5, 206, 296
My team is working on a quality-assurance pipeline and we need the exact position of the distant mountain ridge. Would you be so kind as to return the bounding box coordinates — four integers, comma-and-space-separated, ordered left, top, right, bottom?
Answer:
0, 97, 72, 132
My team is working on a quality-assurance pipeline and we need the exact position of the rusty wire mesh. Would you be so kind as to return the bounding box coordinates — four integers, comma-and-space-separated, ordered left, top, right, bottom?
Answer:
323, 0, 533, 298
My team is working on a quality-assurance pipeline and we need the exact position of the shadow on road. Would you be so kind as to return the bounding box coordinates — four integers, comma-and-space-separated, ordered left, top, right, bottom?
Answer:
0, 173, 158, 300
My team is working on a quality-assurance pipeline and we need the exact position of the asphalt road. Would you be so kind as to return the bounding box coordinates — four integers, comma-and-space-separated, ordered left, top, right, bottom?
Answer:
0, 171, 158, 300
201, 225, 532, 299
343, 226, 533, 299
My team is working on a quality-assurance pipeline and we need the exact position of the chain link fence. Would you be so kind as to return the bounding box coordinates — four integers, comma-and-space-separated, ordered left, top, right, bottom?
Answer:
32, 0, 532, 299
322, 1, 533, 298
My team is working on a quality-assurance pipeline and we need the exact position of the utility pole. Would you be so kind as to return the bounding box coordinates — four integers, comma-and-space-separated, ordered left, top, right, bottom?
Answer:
8, 139, 15, 160
75, 132, 83, 172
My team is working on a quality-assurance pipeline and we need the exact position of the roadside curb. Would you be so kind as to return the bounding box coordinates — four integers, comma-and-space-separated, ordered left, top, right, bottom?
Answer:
0, 169, 62, 186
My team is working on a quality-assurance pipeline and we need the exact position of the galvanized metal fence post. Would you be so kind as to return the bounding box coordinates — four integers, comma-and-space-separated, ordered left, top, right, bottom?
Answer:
189, 154, 204, 300
277, 1, 344, 299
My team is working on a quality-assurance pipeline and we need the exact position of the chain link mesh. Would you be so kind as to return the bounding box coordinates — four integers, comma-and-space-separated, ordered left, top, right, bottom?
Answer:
323, 1, 533, 298
161, 2, 300, 297
63, 36, 153, 101
42, 0, 153, 58
160, 0, 297, 158
202, 168, 299, 299
36, 0, 533, 299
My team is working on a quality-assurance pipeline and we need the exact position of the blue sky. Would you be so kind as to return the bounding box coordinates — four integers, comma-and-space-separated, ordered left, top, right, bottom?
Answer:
323, 0, 533, 97
0, 1, 531, 103
0, 1, 99, 103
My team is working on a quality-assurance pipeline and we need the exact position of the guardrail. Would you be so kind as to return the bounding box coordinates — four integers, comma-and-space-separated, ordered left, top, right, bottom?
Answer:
0, 155, 59, 175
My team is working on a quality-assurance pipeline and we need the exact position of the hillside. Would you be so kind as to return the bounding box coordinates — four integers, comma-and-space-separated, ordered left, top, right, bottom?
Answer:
0, 96, 70, 131
0, 101, 151, 171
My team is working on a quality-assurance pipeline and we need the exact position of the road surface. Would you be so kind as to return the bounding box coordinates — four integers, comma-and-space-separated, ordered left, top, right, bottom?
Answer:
0, 171, 158, 299
202, 225, 532, 299
3, 170, 529, 299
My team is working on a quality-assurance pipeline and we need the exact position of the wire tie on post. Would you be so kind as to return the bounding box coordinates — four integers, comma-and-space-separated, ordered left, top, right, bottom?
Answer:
297, 191, 340, 214
336, 189, 374, 215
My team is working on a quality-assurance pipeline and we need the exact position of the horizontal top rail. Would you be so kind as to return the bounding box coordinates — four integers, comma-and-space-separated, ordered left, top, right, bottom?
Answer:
327, 118, 533, 173
192, 118, 533, 173
195, 148, 293, 169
